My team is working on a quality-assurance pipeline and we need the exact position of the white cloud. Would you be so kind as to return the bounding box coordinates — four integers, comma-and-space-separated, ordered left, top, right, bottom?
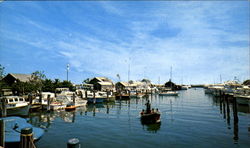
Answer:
1, 1, 248, 84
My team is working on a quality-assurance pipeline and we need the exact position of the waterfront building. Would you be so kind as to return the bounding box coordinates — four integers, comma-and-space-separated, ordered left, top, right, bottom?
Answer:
164, 80, 181, 90
2, 73, 32, 86
89, 77, 114, 91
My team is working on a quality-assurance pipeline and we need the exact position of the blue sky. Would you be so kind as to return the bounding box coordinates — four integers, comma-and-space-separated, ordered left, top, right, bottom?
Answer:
0, 1, 249, 84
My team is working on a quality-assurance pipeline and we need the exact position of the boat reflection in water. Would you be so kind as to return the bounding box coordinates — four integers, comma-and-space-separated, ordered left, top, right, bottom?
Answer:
28, 103, 115, 128
28, 106, 87, 128
141, 121, 161, 133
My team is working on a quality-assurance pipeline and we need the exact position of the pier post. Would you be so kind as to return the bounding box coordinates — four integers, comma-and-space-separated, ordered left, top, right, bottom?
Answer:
28, 93, 33, 105
128, 90, 130, 99
0, 119, 5, 147
20, 127, 35, 148
67, 138, 80, 148
85, 91, 87, 100
232, 97, 238, 123
119, 90, 122, 100
47, 95, 51, 111
136, 90, 138, 97
0, 97, 6, 117
80, 91, 83, 99
232, 97, 239, 142
73, 93, 76, 104
39, 91, 42, 103
93, 90, 96, 104
222, 95, 226, 119
106, 90, 109, 101
225, 95, 230, 125
219, 96, 222, 114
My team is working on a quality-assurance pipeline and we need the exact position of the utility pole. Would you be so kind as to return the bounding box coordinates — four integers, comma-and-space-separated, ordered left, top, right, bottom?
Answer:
220, 74, 222, 84
67, 64, 69, 81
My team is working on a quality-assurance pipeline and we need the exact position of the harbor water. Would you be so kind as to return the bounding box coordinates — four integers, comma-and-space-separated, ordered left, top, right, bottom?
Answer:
27, 88, 250, 148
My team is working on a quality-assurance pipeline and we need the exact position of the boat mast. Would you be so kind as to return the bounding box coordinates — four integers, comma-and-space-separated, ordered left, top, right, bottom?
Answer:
170, 66, 172, 81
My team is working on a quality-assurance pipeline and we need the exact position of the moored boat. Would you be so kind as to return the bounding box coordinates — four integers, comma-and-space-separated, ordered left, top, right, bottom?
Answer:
159, 91, 178, 96
87, 91, 108, 103
65, 102, 77, 111
1, 96, 30, 116
234, 95, 250, 106
0, 116, 44, 144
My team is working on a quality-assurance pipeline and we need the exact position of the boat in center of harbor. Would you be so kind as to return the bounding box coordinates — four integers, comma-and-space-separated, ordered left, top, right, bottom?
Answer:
140, 100, 161, 124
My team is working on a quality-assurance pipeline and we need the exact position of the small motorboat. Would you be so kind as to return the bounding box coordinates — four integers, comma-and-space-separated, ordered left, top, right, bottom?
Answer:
140, 100, 161, 124
65, 103, 77, 111
0, 116, 44, 144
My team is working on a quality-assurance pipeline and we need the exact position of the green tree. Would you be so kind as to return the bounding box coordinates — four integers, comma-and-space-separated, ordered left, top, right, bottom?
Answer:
83, 78, 90, 84
60, 80, 75, 91
0, 64, 6, 80
29, 71, 46, 94
128, 80, 134, 84
42, 79, 55, 92
141, 79, 151, 84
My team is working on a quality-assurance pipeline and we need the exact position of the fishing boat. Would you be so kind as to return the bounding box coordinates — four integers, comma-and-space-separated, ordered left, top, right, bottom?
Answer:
0, 116, 44, 144
140, 100, 161, 124
1, 96, 30, 116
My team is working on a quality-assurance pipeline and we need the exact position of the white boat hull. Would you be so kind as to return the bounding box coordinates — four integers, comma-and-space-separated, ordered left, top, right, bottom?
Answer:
7, 105, 30, 116
159, 91, 179, 96
235, 95, 250, 105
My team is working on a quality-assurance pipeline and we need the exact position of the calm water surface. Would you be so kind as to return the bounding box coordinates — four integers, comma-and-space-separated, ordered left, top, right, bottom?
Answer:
27, 88, 250, 148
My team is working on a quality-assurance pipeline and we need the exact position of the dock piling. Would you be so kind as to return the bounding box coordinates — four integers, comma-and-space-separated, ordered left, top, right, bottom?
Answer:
20, 127, 35, 148
225, 95, 230, 125
47, 95, 51, 111
128, 90, 130, 99
28, 94, 32, 105
232, 97, 238, 123
0, 119, 5, 147
0, 97, 6, 117
93, 90, 96, 104
119, 90, 122, 100
85, 91, 87, 100
67, 138, 80, 148
106, 90, 109, 101
222, 95, 226, 119
73, 93, 76, 104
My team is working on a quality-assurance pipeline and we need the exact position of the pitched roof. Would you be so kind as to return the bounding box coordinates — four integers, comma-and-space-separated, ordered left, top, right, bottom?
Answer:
117, 82, 129, 87
92, 77, 113, 83
97, 82, 113, 86
9, 73, 32, 82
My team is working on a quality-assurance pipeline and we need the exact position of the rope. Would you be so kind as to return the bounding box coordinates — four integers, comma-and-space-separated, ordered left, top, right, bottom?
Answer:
29, 135, 36, 148
20, 134, 36, 148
